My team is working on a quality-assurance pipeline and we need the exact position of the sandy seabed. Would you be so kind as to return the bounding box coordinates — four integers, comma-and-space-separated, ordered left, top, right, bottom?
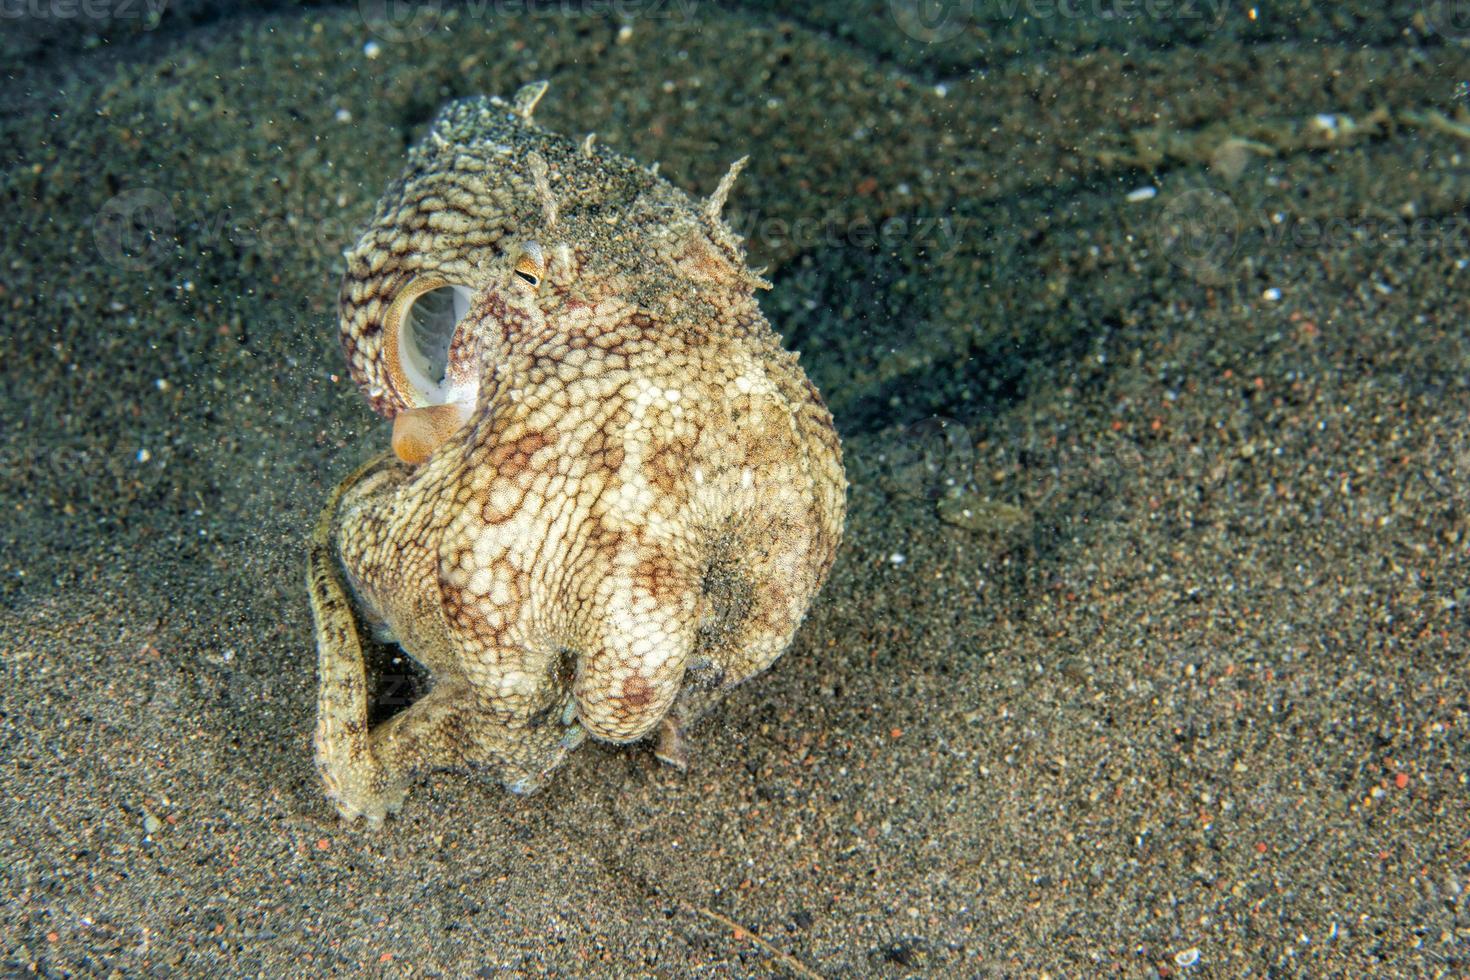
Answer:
2, 2, 1468, 974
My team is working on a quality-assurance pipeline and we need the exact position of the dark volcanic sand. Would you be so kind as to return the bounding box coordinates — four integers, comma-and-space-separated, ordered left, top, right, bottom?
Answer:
3, 2, 1468, 975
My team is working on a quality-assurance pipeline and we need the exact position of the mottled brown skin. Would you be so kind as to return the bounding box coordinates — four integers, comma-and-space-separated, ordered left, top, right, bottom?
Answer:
309, 83, 846, 824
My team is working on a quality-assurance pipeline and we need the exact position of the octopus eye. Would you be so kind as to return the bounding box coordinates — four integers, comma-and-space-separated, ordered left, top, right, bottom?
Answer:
384, 278, 473, 406
513, 241, 544, 288
382, 277, 477, 465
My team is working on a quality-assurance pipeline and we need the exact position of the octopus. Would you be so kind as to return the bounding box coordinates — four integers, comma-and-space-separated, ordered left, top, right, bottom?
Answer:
308, 82, 846, 824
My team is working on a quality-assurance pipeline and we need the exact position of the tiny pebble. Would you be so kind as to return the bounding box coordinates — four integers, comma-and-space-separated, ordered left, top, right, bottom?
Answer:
1262, 287, 1282, 301
143, 813, 162, 834
136, 448, 151, 463
889, 553, 906, 566
363, 41, 381, 59
335, 108, 352, 123
1126, 186, 1157, 203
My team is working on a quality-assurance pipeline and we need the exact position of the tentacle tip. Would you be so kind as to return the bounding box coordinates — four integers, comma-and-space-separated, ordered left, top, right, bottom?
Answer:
511, 80, 550, 121
654, 716, 691, 771
703, 155, 750, 223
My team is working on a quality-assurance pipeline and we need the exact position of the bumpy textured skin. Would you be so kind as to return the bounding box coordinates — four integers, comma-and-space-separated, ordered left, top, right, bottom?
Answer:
309, 83, 846, 824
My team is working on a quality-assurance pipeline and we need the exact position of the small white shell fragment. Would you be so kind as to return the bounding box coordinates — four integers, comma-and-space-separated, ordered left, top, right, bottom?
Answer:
1174, 946, 1201, 968
1310, 113, 1345, 135
1125, 186, 1158, 203
1261, 287, 1282, 302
